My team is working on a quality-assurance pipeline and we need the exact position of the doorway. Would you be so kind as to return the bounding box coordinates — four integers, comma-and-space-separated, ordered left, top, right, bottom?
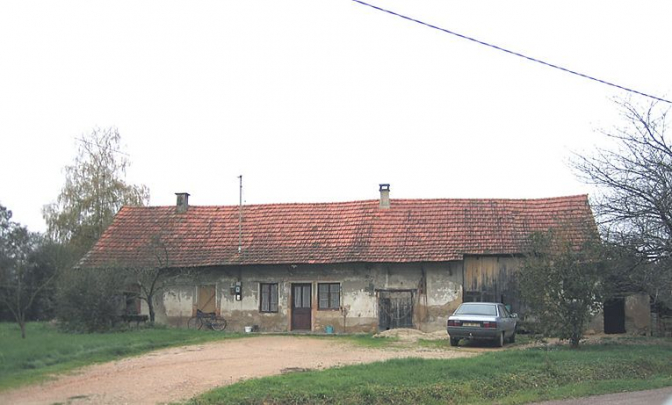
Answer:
378, 290, 414, 330
197, 285, 216, 314
604, 298, 626, 334
291, 283, 312, 330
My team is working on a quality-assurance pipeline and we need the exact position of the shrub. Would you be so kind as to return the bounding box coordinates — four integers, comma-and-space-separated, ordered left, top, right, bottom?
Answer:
56, 267, 126, 332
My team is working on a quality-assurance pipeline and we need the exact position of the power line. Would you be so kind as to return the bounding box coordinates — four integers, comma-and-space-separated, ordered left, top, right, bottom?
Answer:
351, 0, 671, 104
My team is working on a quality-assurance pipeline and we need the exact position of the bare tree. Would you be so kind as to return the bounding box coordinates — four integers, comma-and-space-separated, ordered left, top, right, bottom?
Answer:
124, 236, 189, 324
574, 99, 672, 307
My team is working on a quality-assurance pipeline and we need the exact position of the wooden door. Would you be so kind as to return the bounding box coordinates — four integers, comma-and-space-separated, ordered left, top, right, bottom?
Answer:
378, 290, 413, 330
197, 285, 216, 314
291, 283, 312, 330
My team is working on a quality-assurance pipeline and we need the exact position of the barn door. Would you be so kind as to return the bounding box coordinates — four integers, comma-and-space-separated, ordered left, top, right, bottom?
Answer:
291, 283, 312, 330
378, 290, 414, 330
197, 285, 216, 314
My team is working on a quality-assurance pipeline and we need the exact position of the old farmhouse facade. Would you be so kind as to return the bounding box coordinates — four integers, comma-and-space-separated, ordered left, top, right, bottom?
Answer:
80, 187, 600, 333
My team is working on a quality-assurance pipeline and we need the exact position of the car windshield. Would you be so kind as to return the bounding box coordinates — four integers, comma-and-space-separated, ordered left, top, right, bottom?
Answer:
454, 304, 497, 316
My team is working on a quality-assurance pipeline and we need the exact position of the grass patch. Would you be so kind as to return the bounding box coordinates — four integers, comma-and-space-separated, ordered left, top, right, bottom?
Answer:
330, 333, 398, 348
286, 333, 398, 349
188, 339, 672, 405
0, 322, 245, 392
419, 333, 537, 350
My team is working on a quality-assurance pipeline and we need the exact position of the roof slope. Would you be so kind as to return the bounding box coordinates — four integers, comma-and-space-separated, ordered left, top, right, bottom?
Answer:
80, 195, 595, 268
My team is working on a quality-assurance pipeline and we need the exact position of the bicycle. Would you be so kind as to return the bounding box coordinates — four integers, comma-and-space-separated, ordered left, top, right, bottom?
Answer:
187, 309, 227, 331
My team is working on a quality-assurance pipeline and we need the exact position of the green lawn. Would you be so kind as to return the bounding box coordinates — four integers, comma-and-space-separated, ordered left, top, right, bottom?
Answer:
0, 322, 244, 392
189, 338, 672, 405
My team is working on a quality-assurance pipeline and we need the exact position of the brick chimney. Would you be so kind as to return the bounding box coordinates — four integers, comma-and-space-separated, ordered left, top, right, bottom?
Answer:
175, 192, 190, 213
379, 184, 390, 209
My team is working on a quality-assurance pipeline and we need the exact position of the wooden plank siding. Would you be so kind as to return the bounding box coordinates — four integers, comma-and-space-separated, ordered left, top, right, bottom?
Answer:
463, 256, 522, 313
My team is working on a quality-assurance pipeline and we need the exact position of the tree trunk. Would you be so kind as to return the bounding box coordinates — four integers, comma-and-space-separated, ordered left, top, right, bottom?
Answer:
570, 332, 580, 348
147, 295, 155, 324
19, 318, 26, 339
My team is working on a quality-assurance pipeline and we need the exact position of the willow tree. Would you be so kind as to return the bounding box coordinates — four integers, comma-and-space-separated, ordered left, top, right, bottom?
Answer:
43, 127, 149, 256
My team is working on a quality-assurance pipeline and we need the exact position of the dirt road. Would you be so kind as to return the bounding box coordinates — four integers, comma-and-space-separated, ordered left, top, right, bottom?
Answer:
531, 386, 672, 405
0, 335, 475, 405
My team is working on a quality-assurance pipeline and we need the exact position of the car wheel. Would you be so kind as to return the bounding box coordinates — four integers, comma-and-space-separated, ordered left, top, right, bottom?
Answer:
496, 332, 504, 347
509, 331, 516, 343
450, 337, 459, 347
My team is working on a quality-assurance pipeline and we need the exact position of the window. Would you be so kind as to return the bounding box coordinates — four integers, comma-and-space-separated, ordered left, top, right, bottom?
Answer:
454, 303, 497, 316
318, 283, 340, 310
260, 283, 278, 313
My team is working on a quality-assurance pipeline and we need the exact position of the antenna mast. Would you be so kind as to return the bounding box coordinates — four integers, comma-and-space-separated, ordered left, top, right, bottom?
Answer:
238, 175, 243, 253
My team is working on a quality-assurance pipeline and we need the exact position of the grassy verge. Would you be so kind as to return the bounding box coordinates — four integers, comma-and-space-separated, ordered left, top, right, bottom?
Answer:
296, 333, 398, 349
189, 339, 672, 405
0, 322, 244, 392
418, 333, 536, 350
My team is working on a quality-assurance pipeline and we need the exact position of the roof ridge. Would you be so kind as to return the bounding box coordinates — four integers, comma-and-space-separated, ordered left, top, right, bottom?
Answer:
123, 194, 589, 210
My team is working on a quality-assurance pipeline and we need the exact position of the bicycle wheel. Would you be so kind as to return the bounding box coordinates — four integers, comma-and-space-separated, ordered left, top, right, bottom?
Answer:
187, 317, 202, 330
210, 318, 227, 331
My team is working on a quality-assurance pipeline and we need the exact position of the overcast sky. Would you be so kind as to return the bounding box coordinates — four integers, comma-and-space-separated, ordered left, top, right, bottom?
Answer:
2, 1, 671, 233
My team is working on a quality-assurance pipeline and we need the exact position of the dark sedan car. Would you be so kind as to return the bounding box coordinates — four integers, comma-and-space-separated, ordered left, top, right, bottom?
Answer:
446, 302, 517, 347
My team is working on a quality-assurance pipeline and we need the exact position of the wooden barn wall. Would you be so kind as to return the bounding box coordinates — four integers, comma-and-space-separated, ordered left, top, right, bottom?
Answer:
463, 256, 522, 313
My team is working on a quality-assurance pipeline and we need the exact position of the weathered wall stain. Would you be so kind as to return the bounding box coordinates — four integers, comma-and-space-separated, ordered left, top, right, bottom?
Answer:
157, 261, 463, 332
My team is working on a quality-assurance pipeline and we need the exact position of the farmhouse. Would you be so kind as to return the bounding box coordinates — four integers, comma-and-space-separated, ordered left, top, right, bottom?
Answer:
81, 186, 605, 333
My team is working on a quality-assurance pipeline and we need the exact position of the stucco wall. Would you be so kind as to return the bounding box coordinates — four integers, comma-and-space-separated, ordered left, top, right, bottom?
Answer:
625, 293, 651, 335
154, 262, 463, 332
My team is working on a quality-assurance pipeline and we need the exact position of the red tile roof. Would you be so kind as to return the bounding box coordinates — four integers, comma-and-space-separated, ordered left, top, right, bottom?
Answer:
80, 195, 595, 268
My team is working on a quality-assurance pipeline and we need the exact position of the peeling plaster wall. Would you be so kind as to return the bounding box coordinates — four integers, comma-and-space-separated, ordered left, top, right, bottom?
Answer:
625, 293, 651, 335
154, 261, 463, 333
423, 262, 463, 332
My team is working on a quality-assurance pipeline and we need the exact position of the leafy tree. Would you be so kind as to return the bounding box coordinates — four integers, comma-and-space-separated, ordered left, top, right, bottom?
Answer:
0, 205, 60, 338
573, 99, 672, 309
25, 240, 79, 321
518, 228, 604, 348
56, 266, 127, 332
43, 127, 149, 256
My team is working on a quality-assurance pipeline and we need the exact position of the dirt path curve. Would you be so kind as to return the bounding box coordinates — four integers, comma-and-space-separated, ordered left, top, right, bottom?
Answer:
530, 386, 672, 405
0, 336, 475, 405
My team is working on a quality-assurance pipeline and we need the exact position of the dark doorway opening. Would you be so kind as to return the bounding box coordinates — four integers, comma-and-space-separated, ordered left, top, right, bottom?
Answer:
378, 290, 414, 330
291, 283, 312, 331
604, 298, 626, 334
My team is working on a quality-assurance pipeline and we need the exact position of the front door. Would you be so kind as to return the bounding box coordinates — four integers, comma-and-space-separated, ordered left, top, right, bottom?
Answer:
291, 283, 312, 330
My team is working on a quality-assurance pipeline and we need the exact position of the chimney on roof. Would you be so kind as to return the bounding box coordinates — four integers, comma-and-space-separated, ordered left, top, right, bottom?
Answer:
379, 184, 390, 209
175, 192, 190, 213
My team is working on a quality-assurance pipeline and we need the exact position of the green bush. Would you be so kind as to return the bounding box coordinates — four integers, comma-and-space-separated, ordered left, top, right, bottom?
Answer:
56, 267, 126, 332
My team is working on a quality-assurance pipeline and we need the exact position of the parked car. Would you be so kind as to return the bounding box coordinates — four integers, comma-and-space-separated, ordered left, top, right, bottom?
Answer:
446, 302, 517, 347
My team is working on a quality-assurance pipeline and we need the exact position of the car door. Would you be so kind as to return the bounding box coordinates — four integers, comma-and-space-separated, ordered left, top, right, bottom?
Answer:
498, 304, 514, 335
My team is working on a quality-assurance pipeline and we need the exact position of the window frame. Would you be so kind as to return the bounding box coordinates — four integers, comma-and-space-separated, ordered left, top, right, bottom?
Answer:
259, 283, 279, 313
317, 282, 341, 311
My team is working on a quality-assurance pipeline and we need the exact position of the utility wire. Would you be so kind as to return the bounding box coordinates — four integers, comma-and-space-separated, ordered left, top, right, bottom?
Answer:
352, 0, 671, 104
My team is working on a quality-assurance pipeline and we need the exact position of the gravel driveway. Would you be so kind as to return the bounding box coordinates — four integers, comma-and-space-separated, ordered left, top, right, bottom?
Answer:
0, 335, 475, 405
